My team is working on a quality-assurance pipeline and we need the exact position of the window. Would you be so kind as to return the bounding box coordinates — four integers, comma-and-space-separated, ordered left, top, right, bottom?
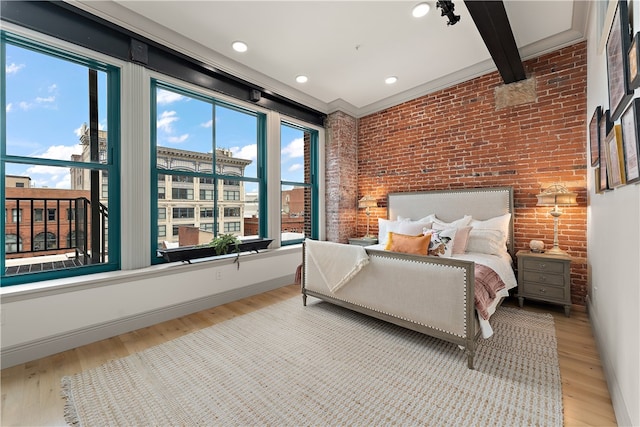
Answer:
158, 208, 166, 220
172, 207, 194, 219
280, 123, 319, 244
34, 232, 57, 251
223, 190, 240, 201
151, 81, 266, 255
2, 33, 120, 286
223, 221, 241, 232
5, 234, 22, 253
15, 182, 24, 188
158, 225, 166, 237
200, 208, 214, 218
224, 207, 241, 217
11, 209, 22, 223
172, 188, 193, 200
200, 189, 214, 200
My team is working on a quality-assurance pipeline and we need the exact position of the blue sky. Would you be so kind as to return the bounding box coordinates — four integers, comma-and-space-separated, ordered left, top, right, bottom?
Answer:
5, 42, 305, 192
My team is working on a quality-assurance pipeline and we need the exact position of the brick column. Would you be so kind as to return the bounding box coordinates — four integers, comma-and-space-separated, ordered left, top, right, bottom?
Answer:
325, 111, 358, 243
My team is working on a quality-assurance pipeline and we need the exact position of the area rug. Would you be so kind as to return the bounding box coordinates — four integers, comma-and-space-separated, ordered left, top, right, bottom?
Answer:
62, 298, 563, 426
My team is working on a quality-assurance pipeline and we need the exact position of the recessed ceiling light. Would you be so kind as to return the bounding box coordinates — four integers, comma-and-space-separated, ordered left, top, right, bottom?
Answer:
296, 75, 308, 83
232, 41, 248, 53
412, 2, 430, 18
385, 76, 398, 85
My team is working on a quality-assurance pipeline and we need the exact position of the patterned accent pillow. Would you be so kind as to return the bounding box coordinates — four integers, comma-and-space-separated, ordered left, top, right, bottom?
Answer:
426, 228, 457, 257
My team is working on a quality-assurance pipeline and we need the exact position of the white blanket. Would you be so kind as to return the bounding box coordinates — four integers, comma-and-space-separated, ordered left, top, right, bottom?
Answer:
305, 239, 370, 293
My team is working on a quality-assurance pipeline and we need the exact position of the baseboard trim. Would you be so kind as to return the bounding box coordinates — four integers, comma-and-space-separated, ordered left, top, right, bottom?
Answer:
587, 297, 631, 427
1, 275, 294, 369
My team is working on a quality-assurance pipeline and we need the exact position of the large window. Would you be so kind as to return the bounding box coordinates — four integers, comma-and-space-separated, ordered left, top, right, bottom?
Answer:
1, 33, 120, 285
151, 81, 265, 258
280, 123, 319, 244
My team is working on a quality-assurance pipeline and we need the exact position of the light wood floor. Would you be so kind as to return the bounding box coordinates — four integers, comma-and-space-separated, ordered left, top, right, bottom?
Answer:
1, 284, 617, 426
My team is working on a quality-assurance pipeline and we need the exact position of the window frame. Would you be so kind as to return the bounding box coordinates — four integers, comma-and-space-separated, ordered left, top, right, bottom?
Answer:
1, 31, 121, 287
150, 79, 268, 263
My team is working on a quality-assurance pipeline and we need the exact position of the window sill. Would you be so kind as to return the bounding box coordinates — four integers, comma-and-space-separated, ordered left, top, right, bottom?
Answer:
1, 244, 301, 303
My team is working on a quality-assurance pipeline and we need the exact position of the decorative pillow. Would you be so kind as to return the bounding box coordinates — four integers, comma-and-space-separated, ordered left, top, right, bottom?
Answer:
385, 232, 431, 255
466, 229, 507, 255
437, 225, 472, 255
426, 227, 457, 257
419, 214, 472, 229
378, 218, 431, 245
470, 213, 511, 242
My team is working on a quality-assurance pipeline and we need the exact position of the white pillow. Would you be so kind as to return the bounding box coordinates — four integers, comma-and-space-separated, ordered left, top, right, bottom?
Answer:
378, 218, 431, 245
466, 229, 507, 255
419, 214, 472, 229
470, 213, 511, 241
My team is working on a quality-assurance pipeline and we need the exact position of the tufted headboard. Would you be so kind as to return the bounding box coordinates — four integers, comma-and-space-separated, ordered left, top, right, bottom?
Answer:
387, 187, 514, 255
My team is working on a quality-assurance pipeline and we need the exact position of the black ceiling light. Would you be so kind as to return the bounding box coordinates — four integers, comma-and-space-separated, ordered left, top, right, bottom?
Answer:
436, 0, 460, 25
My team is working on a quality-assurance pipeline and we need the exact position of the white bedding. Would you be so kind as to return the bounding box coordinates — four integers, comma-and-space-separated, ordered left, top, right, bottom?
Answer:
365, 244, 516, 338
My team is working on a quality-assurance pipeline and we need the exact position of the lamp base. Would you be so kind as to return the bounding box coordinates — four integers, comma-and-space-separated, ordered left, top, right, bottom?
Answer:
545, 246, 568, 256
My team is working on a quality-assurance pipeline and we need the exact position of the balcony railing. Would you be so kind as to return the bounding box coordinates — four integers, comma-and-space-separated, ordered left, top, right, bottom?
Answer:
4, 196, 108, 275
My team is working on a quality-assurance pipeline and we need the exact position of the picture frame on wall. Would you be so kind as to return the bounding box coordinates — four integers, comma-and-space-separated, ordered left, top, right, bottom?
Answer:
629, 32, 640, 89
620, 98, 640, 184
599, 110, 612, 192
606, 124, 626, 188
606, 0, 633, 121
589, 106, 602, 166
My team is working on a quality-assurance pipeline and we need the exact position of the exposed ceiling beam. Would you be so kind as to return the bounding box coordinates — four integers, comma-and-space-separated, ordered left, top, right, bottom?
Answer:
464, 0, 526, 84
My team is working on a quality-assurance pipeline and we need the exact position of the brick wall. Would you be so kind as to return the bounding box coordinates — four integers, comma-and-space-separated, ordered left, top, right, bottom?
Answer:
325, 111, 359, 243
356, 42, 588, 305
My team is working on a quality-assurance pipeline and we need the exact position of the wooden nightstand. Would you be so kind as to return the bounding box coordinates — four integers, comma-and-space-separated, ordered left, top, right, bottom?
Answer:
348, 237, 378, 246
517, 250, 572, 317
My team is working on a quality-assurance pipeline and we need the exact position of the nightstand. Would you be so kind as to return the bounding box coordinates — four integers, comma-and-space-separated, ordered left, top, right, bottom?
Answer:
517, 250, 572, 317
348, 237, 378, 246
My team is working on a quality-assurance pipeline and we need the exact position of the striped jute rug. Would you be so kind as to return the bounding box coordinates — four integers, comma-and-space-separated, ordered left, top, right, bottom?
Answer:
62, 297, 563, 426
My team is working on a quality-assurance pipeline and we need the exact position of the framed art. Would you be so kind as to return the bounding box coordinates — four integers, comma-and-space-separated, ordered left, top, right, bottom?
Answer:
589, 106, 602, 166
620, 98, 640, 184
629, 32, 640, 89
606, 0, 633, 121
599, 109, 612, 192
606, 124, 626, 188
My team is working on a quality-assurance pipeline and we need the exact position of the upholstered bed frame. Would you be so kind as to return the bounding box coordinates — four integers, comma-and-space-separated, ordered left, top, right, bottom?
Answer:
301, 187, 514, 369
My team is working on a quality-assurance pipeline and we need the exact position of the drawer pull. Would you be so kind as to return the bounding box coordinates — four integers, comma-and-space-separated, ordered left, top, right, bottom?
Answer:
539, 263, 547, 270
539, 288, 546, 293
539, 275, 547, 282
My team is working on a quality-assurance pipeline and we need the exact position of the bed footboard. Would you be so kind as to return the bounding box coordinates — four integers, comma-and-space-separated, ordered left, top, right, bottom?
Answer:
302, 242, 479, 369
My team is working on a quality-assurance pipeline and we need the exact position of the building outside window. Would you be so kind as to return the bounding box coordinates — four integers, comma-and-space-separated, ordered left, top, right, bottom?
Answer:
223, 221, 241, 233
11, 209, 22, 223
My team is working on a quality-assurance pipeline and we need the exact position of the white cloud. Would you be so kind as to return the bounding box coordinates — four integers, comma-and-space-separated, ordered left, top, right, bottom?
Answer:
282, 137, 304, 158
168, 134, 189, 143
288, 163, 303, 172
157, 110, 178, 133
6, 63, 25, 75
230, 144, 257, 161
36, 96, 55, 104
48, 84, 57, 93
6, 103, 12, 113
157, 89, 186, 105
19, 101, 33, 111
38, 144, 83, 161
201, 119, 213, 128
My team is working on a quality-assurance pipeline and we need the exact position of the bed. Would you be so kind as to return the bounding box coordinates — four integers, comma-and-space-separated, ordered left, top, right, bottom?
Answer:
301, 186, 517, 369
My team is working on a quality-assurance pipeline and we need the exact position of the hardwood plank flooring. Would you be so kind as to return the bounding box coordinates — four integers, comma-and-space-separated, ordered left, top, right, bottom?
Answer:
1, 285, 617, 426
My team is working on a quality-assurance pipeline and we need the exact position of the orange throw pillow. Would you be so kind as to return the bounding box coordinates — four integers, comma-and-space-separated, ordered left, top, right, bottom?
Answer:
384, 232, 431, 255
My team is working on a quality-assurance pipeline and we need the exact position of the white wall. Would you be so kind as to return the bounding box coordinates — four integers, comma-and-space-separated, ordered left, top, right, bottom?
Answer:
586, 2, 640, 426
1, 247, 302, 368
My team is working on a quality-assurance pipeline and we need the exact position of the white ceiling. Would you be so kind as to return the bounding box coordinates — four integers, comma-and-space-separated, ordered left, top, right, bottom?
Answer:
74, 1, 588, 117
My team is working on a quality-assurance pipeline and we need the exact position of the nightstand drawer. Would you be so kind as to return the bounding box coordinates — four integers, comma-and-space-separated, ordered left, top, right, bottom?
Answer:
522, 258, 565, 274
522, 283, 565, 300
522, 271, 564, 287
